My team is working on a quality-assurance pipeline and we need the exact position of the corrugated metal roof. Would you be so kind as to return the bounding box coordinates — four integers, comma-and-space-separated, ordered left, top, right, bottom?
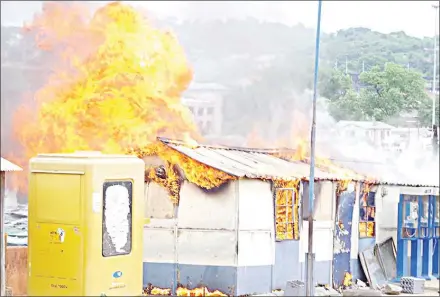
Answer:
332, 159, 439, 188
160, 138, 359, 182
159, 138, 439, 188
1, 157, 22, 172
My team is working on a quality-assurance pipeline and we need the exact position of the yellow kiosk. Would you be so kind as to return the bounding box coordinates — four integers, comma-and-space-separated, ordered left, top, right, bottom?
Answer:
27, 152, 145, 296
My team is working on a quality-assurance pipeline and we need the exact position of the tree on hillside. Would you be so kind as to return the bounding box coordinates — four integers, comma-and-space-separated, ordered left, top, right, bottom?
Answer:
417, 95, 439, 127
319, 68, 353, 101
321, 27, 438, 76
327, 63, 430, 122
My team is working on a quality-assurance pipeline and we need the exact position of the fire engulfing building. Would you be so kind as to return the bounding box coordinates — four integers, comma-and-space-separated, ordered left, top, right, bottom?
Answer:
141, 138, 439, 295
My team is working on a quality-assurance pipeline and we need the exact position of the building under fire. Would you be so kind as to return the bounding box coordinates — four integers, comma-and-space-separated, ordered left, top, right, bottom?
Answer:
140, 138, 439, 295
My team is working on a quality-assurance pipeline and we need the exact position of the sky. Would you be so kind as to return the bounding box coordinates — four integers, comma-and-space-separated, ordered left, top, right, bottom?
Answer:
1, 1, 439, 38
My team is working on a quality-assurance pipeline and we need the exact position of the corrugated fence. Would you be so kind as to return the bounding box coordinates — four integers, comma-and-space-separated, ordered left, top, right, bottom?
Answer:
6, 246, 27, 296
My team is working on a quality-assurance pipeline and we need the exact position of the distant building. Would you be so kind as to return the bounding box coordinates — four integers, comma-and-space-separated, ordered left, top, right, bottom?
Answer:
336, 120, 395, 148
181, 82, 227, 136
1, 157, 22, 215
422, 76, 440, 94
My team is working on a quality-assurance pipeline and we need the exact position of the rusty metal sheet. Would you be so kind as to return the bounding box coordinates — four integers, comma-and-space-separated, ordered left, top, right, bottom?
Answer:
332, 187, 356, 289
375, 237, 397, 281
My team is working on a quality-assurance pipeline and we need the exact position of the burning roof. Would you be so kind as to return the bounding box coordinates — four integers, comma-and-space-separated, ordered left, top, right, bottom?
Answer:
158, 137, 362, 183
157, 137, 439, 188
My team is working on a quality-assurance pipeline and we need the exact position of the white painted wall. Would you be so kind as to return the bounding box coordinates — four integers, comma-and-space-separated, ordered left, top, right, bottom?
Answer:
238, 179, 273, 231
177, 229, 237, 266
177, 181, 238, 266
144, 182, 174, 219
143, 228, 175, 263
299, 181, 335, 271
178, 181, 237, 230
314, 182, 335, 221
237, 179, 274, 267
143, 179, 239, 266
374, 185, 400, 244
143, 178, 278, 268
143, 181, 177, 263
299, 220, 334, 262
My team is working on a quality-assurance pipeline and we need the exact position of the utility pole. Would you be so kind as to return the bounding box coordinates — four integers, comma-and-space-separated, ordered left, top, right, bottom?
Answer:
433, 3, 439, 155
432, 4, 438, 127
306, 0, 322, 296
362, 60, 365, 72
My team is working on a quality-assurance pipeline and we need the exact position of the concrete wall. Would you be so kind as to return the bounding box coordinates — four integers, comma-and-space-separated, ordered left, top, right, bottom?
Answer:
142, 180, 238, 295
143, 178, 278, 295
271, 181, 336, 289
300, 181, 336, 286
177, 181, 238, 294
237, 179, 274, 295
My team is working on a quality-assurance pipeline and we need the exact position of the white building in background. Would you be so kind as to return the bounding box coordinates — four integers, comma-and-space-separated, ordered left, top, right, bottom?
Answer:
182, 82, 227, 136
1, 157, 22, 210
336, 120, 395, 148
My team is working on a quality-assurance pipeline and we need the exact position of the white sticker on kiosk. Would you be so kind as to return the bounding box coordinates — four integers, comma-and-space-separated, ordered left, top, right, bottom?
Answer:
92, 193, 102, 213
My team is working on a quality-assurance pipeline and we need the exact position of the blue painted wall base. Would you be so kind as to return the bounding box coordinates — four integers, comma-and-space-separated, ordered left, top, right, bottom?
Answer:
433, 238, 439, 278
396, 195, 408, 280
410, 240, 422, 277
422, 239, 434, 280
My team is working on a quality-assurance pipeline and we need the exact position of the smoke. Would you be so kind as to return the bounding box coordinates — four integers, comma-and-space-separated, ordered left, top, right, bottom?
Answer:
1, 0, 438, 202
313, 96, 439, 187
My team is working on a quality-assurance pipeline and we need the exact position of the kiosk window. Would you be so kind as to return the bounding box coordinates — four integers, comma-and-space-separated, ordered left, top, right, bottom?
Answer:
275, 188, 300, 241
102, 180, 133, 257
359, 190, 376, 238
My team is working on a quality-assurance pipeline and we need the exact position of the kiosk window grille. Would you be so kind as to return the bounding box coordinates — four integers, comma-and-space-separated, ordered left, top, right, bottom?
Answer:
275, 188, 300, 241
359, 190, 375, 238
102, 180, 133, 257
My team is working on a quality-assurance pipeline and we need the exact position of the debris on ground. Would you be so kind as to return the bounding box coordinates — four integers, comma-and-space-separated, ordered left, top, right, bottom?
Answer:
143, 283, 228, 296
284, 280, 305, 296
315, 286, 342, 296
356, 279, 367, 288
342, 288, 383, 296
382, 283, 402, 295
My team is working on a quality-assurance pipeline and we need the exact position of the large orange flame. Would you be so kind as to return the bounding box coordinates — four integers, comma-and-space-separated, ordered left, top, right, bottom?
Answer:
11, 2, 201, 193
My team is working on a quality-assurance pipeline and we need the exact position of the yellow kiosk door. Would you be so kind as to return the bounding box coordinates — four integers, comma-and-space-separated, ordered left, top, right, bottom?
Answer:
29, 173, 83, 296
